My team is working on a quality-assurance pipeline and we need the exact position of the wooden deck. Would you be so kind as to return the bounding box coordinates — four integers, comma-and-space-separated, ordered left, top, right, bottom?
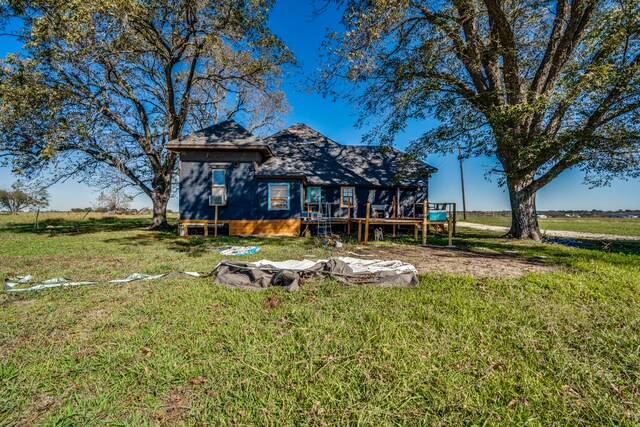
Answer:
303, 201, 456, 245
179, 201, 456, 246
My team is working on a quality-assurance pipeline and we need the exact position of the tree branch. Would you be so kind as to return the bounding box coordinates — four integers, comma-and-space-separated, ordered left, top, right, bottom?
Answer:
484, 0, 523, 104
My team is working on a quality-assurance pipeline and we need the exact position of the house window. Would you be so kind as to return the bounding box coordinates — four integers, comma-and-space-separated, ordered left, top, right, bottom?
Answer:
306, 186, 321, 204
269, 183, 290, 210
211, 168, 227, 205
211, 168, 227, 198
340, 186, 355, 207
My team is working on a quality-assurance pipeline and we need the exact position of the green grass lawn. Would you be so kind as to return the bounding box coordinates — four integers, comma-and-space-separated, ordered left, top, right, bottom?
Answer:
465, 215, 640, 236
1, 213, 639, 425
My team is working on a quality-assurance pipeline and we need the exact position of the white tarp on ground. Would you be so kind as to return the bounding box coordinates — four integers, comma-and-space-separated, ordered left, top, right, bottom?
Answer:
250, 257, 418, 274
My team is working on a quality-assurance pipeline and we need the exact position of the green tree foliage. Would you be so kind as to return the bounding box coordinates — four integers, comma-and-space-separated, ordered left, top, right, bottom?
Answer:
320, 0, 640, 239
0, 181, 49, 214
0, 0, 293, 227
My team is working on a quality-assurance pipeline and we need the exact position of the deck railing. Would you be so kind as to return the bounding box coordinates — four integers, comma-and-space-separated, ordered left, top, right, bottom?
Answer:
304, 201, 456, 221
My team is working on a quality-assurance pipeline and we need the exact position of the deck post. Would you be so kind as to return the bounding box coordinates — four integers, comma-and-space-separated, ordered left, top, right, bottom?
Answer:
422, 201, 428, 245
392, 196, 397, 237
414, 224, 418, 241
448, 216, 453, 246
452, 203, 457, 236
214, 206, 218, 237
364, 202, 371, 245
358, 220, 362, 242
347, 204, 351, 236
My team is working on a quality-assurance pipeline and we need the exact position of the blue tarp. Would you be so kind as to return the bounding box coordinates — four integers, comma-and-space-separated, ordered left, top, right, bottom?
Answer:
216, 246, 261, 256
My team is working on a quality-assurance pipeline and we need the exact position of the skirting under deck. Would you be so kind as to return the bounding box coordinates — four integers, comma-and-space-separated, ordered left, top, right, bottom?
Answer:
179, 219, 301, 236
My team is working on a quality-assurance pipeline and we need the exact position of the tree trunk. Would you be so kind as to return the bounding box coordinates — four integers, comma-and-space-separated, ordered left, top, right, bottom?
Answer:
149, 190, 171, 230
505, 178, 541, 240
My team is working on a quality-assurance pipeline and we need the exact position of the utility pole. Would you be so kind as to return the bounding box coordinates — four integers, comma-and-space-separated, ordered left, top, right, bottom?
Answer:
457, 144, 467, 220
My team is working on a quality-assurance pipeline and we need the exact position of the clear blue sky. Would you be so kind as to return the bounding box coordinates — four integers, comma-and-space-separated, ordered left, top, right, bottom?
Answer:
1, 0, 638, 212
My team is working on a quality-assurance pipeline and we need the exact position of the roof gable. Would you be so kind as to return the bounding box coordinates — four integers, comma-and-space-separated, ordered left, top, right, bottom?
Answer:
165, 120, 273, 157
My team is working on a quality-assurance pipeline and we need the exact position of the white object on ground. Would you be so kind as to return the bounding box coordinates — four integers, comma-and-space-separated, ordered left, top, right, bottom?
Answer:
5, 277, 98, 292
5, 271, 210, 292
250, 257, 417, 275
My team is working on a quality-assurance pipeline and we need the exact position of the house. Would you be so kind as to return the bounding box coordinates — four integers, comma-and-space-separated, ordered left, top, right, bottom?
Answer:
165, 120, 438, 236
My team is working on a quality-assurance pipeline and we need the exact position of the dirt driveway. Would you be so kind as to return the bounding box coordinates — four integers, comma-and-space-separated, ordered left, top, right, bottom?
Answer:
458, 221, 640, 242
340, 244, 556, 278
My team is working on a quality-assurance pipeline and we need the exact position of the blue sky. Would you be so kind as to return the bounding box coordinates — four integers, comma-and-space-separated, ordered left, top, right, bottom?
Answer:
1, 0, 638, 211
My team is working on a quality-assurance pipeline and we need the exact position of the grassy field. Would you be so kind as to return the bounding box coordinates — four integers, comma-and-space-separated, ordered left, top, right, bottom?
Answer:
465, 215, 640, 236
1, 212, 639, 425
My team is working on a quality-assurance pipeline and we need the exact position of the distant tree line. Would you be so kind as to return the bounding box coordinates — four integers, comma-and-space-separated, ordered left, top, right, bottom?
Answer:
0, 182, 49, 214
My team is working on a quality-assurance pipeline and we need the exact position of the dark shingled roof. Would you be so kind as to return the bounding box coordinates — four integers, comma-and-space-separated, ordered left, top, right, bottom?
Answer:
256, 123, 437, 187
165, 120, 273, 157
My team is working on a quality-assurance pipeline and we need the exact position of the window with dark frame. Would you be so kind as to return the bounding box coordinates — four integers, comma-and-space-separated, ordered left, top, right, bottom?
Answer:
269, 183, 290, 210
340, 186, 355, 207
211, 168, 227, 198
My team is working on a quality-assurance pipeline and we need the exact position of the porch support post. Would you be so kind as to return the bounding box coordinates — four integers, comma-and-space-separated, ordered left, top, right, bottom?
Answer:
364, 202, 371, 245
214, 206, 218, 237
452, 203, 457, 236
422, 201, 428, 245
392, 195, 397, 237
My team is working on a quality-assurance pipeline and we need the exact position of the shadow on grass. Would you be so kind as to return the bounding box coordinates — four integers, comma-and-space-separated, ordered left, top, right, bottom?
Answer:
0, 215, 170, 235
102, 233, 314, 258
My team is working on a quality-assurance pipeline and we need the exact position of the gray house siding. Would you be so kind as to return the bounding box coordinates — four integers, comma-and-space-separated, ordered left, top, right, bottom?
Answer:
256, 179, 303, 220
179, 151, 303, 222
179, 151, 260, 221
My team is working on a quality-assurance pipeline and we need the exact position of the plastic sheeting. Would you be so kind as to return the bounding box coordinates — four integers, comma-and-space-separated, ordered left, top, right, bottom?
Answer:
212, 257, 418, 292
5, 271, 208, 293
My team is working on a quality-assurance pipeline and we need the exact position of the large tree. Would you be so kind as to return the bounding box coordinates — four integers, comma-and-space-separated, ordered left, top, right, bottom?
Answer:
0, 0, 292, 228
320, 0, 640, 239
